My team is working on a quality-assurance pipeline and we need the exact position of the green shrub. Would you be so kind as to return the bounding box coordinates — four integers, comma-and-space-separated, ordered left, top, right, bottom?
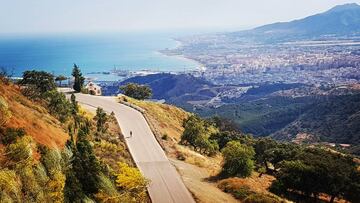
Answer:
0, 169, 22, 202
269, 181, 286, 195
162, 134, 168, 140
221, 141, 255, 177
119, 83, 152, 100
44, 90, 71, 122
232, 186, 254, 200
20, 70, 56, 93
1, 128, 25, 145
0, 96, 11, 125
72, 64, 85, 92
176, 151, 186, 161
6, 136, 33, 164
39, 146, 64, 178
243, 193, 281, 203
181, 114, 220, 156
17, 165, 46, 202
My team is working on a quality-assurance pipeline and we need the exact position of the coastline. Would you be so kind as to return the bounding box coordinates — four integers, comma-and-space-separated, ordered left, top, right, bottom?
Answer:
2, 33, 204, 78
156, 38, 204, 72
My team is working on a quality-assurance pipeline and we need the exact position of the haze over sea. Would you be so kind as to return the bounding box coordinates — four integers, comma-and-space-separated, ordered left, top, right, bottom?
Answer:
0, 32, 199, 80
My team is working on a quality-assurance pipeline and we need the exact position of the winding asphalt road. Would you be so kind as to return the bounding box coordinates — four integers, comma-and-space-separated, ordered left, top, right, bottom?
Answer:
62, 89, 195, 203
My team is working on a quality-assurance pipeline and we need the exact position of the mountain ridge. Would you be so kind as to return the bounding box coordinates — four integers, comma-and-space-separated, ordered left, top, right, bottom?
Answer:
119, 73, 216, 103
231, 3, 360, 42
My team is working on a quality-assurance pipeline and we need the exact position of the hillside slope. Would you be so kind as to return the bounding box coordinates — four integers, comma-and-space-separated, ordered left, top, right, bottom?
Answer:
194, 89, 360, 147
254, 3, 360, 35
119, 73, 216, 103
230, 3, 360, 42
0, 80, 147, 202
272, 94, 360, 144
0, 82, 68, 148
121, 96, 189, 146
121, 96, 240, 203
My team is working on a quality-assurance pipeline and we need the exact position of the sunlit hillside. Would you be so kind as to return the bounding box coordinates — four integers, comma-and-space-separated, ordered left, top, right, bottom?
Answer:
0, 81, 68, 149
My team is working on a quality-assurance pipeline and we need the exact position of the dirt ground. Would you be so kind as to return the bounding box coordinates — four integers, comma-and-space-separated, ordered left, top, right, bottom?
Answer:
170, 158, 239, 203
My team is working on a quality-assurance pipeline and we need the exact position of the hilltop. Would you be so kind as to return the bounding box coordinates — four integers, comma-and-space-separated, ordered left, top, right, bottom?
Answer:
231, 3, 360, 42
119, 73, 219, 104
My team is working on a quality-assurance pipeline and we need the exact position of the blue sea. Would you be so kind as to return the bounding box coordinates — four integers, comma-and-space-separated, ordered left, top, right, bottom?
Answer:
0, 32, 199, 80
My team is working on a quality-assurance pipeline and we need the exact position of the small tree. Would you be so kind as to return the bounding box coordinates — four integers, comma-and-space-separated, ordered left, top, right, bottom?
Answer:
1, 128, 25, 145
72, 64, 85, 92
20, 70, 56, 95
253, 138, 277, 174
94, 107, 108, 133
55, 75, 67, 87
270, 147, 358, 202
44, 90, 71, 122
270, 160, 316, 197
266, 143, 300, 170
70, 94, 78, 113
181, 115, 220, 155
72, 139, 101, 195
119, 83, 152, 100
221, 141, 255, 178
5, 136, 33, 165
180, 115, 206, 148
210, 130, 244, 149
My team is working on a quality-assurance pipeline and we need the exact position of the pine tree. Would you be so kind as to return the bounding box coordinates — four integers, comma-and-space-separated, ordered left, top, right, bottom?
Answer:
72, 64, 84, 92
94, 108, 108, 133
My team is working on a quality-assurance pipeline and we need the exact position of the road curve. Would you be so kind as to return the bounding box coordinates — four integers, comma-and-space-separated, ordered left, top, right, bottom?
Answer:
65, 91, 195, 203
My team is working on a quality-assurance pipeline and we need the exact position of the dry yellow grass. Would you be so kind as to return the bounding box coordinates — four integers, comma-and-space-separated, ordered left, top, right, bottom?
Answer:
218, 173, 276, 195
119, 96, 191, 158
0, 82, 68, 149
174, 144, 223, 173
122, 96, 189, 141
121, 96, 225, 171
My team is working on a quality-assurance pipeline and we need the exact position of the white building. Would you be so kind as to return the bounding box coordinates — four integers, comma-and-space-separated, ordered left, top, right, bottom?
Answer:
85, 82, 102, 96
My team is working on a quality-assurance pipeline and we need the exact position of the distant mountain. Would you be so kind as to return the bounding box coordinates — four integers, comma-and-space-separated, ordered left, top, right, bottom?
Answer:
232, 3, 360, 42
119, 73, 216, 103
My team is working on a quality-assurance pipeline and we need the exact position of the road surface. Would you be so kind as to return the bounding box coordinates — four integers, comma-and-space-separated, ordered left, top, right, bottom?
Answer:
62, 90, 195, 203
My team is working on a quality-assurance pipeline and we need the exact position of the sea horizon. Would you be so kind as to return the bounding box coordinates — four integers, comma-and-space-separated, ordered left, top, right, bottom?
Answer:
0, 31, 202, 81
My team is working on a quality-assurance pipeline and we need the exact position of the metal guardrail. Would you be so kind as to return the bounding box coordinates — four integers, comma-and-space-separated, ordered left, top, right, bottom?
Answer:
118, 100, 146, 113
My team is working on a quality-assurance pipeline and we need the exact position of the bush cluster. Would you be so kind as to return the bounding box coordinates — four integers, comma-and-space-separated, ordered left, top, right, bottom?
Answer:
181, 114, 360, 202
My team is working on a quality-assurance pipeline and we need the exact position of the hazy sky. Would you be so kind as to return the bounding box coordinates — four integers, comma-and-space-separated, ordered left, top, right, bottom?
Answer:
1, 0, 360, 34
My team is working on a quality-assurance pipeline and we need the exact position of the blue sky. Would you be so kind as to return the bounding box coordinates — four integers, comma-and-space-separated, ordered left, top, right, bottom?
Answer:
1, 0, 360, 34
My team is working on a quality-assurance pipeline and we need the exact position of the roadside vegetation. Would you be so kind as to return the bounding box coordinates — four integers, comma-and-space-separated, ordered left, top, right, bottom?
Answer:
121, 82, 360, 203
72, 64, 85, 93
0, 70, 148, 202
179, 114, 360, 203
120, 83, 152, 100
